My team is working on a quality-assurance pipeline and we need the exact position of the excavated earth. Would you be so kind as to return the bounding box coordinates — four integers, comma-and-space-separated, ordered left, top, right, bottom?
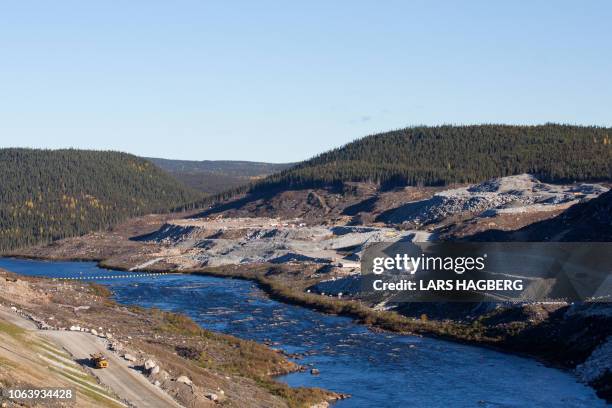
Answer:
6, 173, 612, 402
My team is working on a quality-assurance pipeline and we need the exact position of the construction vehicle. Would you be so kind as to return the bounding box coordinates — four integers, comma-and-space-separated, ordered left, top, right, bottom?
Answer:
90, 353, 108, 369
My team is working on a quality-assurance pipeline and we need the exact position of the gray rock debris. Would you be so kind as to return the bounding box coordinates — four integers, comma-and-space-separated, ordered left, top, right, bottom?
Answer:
380, 174, 607, 225
123, 353, 137, 362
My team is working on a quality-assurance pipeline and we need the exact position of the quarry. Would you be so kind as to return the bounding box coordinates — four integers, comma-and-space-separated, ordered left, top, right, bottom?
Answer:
134, 174, 608, 273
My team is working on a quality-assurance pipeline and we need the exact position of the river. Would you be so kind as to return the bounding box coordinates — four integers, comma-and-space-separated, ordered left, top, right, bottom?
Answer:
0, 257, 606, 407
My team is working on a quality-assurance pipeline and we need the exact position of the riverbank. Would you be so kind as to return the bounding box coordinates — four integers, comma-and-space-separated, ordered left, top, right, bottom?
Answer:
3, 257, 607, 407
0, 267, 345, 408
5, 251, 612, 402
180, 263, 612, 402
186, 264, 487, 341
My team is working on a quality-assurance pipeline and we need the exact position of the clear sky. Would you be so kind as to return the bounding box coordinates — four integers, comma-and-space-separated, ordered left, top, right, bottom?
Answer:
1, 1, 610, 162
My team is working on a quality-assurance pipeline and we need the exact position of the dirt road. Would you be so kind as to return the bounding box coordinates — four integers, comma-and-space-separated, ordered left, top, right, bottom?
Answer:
0, 307, 37, 330
41, 330, 182, 408
1, 304, 181, 407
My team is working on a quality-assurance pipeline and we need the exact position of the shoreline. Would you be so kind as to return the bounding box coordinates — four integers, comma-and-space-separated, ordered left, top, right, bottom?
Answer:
2, 253, 610, 402
0, 265, 347, 408
0, 254, 593, 362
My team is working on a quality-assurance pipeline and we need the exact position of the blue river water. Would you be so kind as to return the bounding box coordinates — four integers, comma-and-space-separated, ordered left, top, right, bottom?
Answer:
0, 257, 607, 407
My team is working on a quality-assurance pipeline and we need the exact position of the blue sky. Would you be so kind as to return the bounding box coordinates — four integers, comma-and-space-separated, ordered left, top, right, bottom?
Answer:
1, 1, 610, 162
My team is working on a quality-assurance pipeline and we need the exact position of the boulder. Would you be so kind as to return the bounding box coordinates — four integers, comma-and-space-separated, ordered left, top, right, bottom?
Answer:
206, 393, 219, 401
123, 353, 137, 362
90, 329, 98, 336
310, 368, 320, 375
69, 325, 81, 331
150, 365, 160, 375
144, 359, 157, 370
176, 376, 192, 385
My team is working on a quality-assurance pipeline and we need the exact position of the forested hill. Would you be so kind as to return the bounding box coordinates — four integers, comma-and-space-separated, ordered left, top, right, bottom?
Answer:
0, 149, 201, 251
251, 124, 612, 192
147, 157, 292, 194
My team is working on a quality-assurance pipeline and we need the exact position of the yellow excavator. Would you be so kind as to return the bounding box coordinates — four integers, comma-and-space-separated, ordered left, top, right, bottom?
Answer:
90, 353, 109, 369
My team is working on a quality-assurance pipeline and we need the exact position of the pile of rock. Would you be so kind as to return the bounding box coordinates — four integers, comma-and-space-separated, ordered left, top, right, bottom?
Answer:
379, 174, 608, 225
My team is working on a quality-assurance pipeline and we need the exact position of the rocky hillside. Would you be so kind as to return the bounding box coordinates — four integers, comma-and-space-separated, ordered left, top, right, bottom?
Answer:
0, 149, 202, 251
465, 188, 612, 241
199, 174, 609, 232
377, 174, 607, 226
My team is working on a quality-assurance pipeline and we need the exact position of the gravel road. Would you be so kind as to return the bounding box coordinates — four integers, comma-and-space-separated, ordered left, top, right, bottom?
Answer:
40, 330, 182, 408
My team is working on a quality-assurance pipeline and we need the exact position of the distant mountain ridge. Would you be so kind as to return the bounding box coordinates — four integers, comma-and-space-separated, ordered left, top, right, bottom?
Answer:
147, 157, 293, 194
0, 149, 201, 251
